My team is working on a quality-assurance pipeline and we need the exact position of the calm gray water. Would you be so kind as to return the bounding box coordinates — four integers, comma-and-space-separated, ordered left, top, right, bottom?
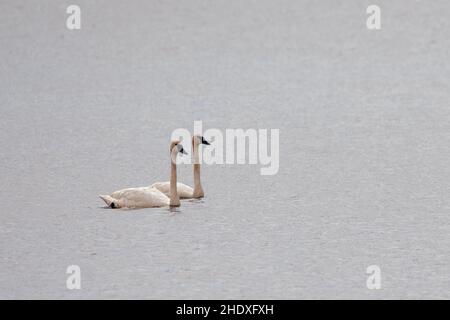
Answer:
1, 0, 449, 299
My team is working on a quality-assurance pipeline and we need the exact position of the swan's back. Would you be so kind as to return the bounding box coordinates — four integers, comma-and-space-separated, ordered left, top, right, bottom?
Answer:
100, 186, 169, 208
150, 182, 194, 198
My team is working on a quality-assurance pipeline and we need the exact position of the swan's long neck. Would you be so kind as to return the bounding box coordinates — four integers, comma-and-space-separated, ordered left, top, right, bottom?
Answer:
170, 160, 180, 207
193, 141, 204, 198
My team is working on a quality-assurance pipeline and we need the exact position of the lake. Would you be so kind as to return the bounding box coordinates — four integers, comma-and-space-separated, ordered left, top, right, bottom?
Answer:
0, 0, 449, 299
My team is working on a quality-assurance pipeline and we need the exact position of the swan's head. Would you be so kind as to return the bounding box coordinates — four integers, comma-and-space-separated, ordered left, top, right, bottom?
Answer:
193, 135, 211, 146
170, 141, 188, 162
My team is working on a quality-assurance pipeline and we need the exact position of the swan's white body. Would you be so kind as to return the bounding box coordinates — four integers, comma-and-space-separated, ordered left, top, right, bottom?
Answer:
150, 182, 194, 199
99, 187, 169, 208
99, 141, 185, 209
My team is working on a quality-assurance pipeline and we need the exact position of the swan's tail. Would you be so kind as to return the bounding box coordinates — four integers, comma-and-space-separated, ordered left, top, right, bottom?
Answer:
99, 195, 119, 208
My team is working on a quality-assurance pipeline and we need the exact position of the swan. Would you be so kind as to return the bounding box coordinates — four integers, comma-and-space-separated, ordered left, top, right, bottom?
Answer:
99, 141, 187, 208
151, 135, 210, 199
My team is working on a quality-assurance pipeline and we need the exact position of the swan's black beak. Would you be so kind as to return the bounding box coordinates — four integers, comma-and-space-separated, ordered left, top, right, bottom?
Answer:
201, 136, 211, 145
177, 144, 188, 155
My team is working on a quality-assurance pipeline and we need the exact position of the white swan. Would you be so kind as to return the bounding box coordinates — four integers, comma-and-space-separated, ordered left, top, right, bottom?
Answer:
151, 135, 210, 199
99, 141, 187, 208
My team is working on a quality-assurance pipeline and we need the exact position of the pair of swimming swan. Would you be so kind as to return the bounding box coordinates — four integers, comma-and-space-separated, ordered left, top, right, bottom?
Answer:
99, 136, 210, 209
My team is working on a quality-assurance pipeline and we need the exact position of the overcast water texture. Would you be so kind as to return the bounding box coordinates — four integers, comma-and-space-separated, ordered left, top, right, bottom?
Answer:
1, 0, 449, 299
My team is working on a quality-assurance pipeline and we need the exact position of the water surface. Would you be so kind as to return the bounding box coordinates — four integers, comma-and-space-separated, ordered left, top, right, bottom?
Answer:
1, 0, 449, 299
